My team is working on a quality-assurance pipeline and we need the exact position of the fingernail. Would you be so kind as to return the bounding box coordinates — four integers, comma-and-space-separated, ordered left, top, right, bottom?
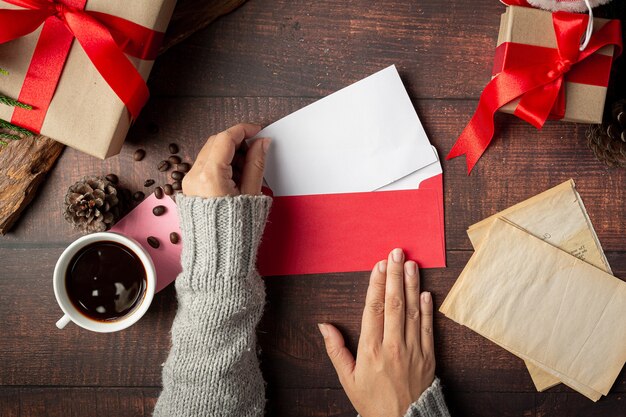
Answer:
262, 138, 271, 153
421, 292, 432, 304
317, 323, 328, 338
378, 260, 387, 273
405, 261, 417, 276
391, 248, 403, 263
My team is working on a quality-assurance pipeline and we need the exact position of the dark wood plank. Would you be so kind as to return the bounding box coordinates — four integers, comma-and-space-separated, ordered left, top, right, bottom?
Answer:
2, 388, 625, 417
0, 247, 623, 395
151, 0, 502, 99
0, 387, 159, 417
1, 98, 624, 254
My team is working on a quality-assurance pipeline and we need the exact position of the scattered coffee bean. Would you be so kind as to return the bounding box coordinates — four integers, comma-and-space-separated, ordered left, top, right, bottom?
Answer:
147, 236, 160, 249
157, 160, 170, 172
154, 186, 164, 199
153, 205, 166, 216
171, 170, 184, 181
163, 184, 174, 195
168, 143, 179, 154
105, 173, 119, 184
144, 179, 155, 187
133, 191, 145, 201
177, 163, 191, 172
172, 181, 182, 191
133, 149, 146, 161
168, 155, 181, 165
169, 232, 180, 244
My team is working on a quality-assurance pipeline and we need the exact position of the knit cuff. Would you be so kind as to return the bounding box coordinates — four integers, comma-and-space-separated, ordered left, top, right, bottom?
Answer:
403, 378, 451, 417
176, 194, 272, 291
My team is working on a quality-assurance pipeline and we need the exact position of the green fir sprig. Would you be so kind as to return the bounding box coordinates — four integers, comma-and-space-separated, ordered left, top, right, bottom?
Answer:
0, 68, 36, 146
0, 132, 22, 146
0, 96, 32, 109
0, 119, 34, 137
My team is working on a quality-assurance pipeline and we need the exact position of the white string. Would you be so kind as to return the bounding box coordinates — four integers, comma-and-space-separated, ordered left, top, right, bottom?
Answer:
580, 0, 594, 51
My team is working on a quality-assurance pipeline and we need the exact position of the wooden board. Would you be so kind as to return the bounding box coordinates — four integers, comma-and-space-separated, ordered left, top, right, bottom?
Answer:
0, 0, 248, 235
1, 0, 625, 416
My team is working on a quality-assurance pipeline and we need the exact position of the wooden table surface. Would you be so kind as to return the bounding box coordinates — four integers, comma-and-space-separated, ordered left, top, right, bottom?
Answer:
1, 1, 625, 416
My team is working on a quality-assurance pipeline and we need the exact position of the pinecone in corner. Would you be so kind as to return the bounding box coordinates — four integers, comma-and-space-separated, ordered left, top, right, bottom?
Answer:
64, 176, 124, 233
587, 99, 626, 168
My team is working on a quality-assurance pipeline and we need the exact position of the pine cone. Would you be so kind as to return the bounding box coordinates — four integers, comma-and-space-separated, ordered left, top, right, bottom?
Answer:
587, 100, 626, 168
64, 176, 123, 233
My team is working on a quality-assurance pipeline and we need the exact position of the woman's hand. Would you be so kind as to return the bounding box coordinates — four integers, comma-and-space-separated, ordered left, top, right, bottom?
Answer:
319, 248, 436, 417
182, 123, 270, 198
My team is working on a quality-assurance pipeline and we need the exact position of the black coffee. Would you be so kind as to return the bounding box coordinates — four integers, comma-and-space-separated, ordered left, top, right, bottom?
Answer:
65, 241, 146, 322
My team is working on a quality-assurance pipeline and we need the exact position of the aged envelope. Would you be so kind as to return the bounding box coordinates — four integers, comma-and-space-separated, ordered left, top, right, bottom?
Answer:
440, 219, 626, 401
466, 179, 612, 392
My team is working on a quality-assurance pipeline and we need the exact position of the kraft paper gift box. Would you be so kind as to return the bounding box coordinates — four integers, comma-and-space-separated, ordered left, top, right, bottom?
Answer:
495, 5, 617, 124
0, 0, 177, 159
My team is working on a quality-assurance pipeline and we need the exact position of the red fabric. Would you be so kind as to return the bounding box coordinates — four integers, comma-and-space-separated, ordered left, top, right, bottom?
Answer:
0, 0, 164, 132
447, 12, 622, 174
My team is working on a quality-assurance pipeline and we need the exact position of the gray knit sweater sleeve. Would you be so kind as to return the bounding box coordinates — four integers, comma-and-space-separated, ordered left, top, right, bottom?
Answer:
153, 194, 272, 417
154, 193, 451, 417
403, 378, 451, 417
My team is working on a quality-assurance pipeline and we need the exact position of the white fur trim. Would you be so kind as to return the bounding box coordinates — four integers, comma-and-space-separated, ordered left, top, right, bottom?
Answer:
527, 0, 611, 12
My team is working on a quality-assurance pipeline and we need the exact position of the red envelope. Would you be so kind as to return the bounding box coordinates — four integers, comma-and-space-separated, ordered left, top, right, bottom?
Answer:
257, 174, 445, 276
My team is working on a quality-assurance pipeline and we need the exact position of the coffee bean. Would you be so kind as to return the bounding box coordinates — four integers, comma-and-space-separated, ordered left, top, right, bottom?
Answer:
144, 179, 155, 187
153, 205, 166, 216
169, 232, 180, 244
157, 160, 170, 172
172, 181, 182, 191
147, 236, 160, 249
163, 184, 174, 195
168, 155, 181, 165
133, 149, 146, 161
168, 143, 179, 154
177, 163, 191, 172
171, 171, 184, 181
154, 186, 164, 199
105, 173, 119, 184
133, 191, 145, 201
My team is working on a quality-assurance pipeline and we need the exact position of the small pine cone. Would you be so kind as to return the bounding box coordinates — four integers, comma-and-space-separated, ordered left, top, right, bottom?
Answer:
64, 176, 122, 233
586, 99, 626, 168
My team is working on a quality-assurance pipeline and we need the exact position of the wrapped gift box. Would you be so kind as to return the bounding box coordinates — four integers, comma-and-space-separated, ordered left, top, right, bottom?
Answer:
496, 6, 616, 124
0, 0, 177, 159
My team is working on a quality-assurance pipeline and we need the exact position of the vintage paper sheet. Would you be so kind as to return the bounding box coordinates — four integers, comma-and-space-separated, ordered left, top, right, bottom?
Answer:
255, 65, 438, 196
466, 180, 612, 392
440, 219, 626, 401
468, 180, 611, 272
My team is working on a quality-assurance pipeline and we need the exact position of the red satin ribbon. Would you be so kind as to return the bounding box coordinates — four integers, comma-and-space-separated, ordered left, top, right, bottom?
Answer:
447, 12, 623, 173
0, 0, 164, 132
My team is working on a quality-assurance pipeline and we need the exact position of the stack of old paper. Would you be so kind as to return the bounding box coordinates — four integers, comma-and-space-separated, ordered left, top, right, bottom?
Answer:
440, 180, 626, 401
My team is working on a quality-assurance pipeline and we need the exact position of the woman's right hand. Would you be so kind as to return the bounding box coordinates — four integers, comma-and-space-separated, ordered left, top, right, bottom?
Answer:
318, 248, 436, 417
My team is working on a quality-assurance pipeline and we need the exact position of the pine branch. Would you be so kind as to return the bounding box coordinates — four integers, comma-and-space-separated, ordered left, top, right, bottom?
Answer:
0, 132, 22, 141
0, 69, 33, 109
0, 119, 34, 136
0, 96, 32, 109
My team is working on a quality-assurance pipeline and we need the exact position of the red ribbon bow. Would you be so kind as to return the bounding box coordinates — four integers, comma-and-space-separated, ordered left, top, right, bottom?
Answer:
0, 0, 164, 132
447, 11, 622, 173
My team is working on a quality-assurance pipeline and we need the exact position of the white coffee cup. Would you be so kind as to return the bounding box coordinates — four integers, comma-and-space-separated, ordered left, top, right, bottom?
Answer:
53, 232, 156, 333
